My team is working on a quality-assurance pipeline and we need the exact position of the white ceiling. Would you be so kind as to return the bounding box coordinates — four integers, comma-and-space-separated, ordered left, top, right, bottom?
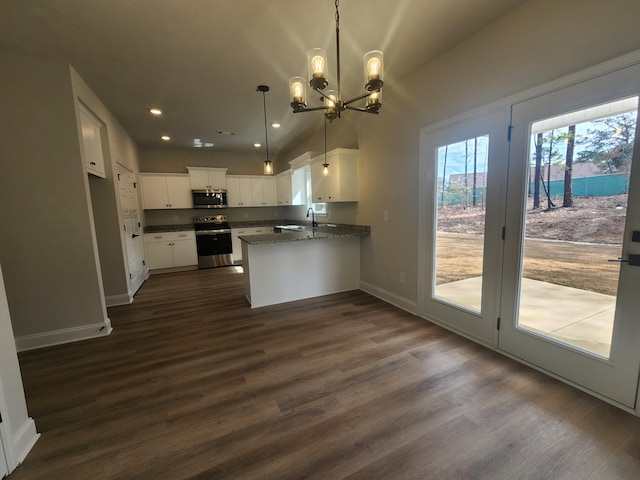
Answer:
0, 0, 527, 155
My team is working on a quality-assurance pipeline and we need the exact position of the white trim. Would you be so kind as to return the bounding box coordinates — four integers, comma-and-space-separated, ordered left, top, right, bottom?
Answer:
359, 281, 418, 315
288, 151, 319, 169
105, 293, 133, 307
9, 418, 39, 471
0, 382, 39, 474
15, 319, 112, 352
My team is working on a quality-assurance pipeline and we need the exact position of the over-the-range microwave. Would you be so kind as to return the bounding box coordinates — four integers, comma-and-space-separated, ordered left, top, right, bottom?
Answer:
192, 190, 228, 209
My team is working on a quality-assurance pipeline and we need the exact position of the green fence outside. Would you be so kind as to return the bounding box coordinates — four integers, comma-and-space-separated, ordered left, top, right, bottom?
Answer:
543, 173, 630, 198
438, 173, 629, 207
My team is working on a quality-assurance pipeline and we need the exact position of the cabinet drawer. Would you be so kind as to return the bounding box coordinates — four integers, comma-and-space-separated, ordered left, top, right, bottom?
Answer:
145, 231, 195, 243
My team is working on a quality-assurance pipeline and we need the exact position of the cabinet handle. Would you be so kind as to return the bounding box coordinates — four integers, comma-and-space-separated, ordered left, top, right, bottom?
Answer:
90, 161, 96, 166
154, 236, 163, 239
178, 234, 187, 237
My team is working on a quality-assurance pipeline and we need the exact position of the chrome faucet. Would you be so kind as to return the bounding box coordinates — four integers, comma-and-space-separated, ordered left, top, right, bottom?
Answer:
306, 207, 317, 227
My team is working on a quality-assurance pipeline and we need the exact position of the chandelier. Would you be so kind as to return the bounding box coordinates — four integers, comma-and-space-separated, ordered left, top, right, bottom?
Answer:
289, 0, 384, 121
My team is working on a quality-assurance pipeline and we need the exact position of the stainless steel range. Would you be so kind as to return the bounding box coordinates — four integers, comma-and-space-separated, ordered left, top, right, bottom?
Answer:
193, 215, 233, 268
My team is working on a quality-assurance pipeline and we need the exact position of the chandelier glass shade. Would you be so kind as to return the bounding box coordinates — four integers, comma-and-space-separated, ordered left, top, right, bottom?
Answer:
289, 0, 383, 121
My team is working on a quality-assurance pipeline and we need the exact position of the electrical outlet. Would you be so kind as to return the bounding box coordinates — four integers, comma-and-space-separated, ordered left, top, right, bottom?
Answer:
399, 272, 406, 284
384, 210, 389, 221
173, 215, 178, 222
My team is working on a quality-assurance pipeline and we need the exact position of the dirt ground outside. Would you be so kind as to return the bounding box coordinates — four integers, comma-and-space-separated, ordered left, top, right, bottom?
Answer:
436, 195, 626, 296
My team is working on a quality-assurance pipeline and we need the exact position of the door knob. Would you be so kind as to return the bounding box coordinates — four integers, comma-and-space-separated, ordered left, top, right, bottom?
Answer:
131, 234, 140, 238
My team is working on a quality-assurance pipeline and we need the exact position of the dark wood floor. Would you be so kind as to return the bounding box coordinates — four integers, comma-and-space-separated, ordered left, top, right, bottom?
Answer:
10, 267, 640, 479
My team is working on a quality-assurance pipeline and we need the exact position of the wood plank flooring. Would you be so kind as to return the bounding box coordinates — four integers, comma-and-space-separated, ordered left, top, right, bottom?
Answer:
10, 267, 640, 479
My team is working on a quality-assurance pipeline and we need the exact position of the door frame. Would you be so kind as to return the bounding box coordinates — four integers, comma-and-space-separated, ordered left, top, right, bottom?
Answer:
417, 49, 640, 414
499, 65, 640, 408
116, 162, 148, 302
418, 107, 509, 346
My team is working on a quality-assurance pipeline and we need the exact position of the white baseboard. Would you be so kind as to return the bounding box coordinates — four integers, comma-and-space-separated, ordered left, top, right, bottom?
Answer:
8, 417, 40, 471
105, 293, 133, 307
359, 280, 418, 315
15, 318, 112, 352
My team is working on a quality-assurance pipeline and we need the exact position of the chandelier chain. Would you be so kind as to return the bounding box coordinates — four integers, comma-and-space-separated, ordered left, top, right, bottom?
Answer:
335, 0, 339, 28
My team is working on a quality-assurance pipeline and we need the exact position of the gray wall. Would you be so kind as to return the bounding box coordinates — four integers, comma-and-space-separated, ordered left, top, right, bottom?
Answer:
140, 147, 267, 175
70, 67, 141, 301
0, 51, 107, 337
352, 0, 640, 304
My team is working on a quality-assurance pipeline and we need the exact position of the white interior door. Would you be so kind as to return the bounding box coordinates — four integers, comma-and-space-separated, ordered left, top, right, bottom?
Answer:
419, 108, 509, 344
118, 165, 146, 296
499, 64, 640, 408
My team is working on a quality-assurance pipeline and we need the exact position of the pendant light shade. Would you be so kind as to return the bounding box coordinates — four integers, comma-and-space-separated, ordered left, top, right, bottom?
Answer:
289, 76, 307, 110
257, 85, 273, 175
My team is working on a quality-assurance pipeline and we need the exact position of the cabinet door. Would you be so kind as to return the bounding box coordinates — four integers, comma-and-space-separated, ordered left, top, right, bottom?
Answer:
189, 168, 227, 190
276, 173, 292, 205
207, 170, 227, 190
165, 176, 192, 208
227, 177, 254, 206
251, 178, 265, 206
291, 168, 307, 205
239, 178, 253, 206
78, 103, 106, 178
171, 238, 198, 267
335, 155, 358, 202
189, 169, 210, 190
262, 178, 276, 206
141, 175, 170, 209
146, 241, 174, 269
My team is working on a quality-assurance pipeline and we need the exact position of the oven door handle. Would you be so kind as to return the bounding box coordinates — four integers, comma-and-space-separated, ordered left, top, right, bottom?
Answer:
196, 229, 232, 235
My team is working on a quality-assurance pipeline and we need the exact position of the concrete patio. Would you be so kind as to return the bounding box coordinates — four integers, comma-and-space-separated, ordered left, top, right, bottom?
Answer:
435, 276, 616, 357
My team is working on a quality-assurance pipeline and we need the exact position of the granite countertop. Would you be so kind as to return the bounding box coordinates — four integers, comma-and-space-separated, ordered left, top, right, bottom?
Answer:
143, 224, 194, 233
239, 224, 370, 245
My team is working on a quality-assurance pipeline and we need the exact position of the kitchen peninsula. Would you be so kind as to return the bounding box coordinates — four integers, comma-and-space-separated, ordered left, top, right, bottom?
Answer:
240, 224, 370, 308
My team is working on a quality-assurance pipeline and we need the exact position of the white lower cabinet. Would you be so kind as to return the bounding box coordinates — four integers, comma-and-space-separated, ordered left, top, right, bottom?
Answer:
231, 226, 270, 263
144, 231, 197, 270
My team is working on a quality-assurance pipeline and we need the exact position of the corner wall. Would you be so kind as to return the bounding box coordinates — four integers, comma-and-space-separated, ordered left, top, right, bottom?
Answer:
354, 0, 640, 306
0, 51, 110, 348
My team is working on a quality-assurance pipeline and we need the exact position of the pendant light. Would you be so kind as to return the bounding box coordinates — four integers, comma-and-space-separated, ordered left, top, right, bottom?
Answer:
257, 85, 273, 175
322, 117, 329, 176
289, 0, 383, 121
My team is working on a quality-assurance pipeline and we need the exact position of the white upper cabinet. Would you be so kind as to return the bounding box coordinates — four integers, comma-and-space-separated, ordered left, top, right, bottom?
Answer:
77, 103, 106, 178
252, 177, 276, 206
310, 148, 358, 202
187, 167, 228, 190
227, 175, 275, 207
276, 169, 307, 206
226, 176, 253, 207
276, 171, 293, 205
140, 173, 191, 209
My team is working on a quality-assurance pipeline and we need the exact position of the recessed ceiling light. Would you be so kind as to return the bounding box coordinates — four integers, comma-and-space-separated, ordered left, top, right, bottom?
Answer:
161, 135, 171, 141
271, 123, 281, 128
149, 108, 162, 115
254, 143, 261, 148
